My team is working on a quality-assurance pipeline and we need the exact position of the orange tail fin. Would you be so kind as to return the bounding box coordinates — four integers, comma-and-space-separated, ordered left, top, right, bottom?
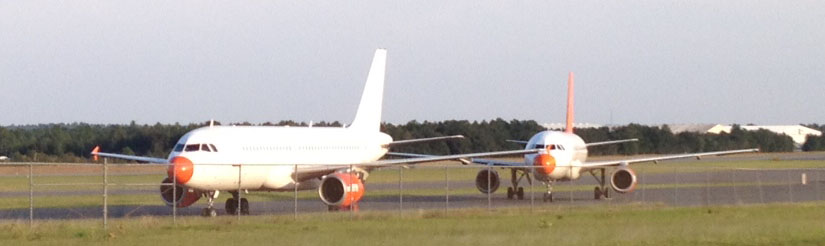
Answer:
565, 72, 574, 133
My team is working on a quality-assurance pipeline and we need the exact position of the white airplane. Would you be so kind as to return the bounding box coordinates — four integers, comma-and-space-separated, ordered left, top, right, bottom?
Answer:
91, 49, 539, 216
467, 73, 758, 201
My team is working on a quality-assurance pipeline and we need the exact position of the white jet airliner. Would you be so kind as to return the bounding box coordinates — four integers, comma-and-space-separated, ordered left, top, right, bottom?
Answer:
91, 49, 539, 216
464, 73, 758, 201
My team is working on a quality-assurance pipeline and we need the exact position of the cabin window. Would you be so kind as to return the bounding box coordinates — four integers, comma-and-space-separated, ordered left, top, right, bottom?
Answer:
184, 144, 200, 152
173, 144, 184, 152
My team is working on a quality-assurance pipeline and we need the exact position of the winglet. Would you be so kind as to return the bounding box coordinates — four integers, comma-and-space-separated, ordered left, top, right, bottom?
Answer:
91, 146, 100, 161
565, 72, 575, 133
349, 49, 387, 132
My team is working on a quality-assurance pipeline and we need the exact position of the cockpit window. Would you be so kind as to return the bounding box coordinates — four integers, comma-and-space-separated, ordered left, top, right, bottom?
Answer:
534, 144, 545, 149
182, 143, 218, 152
184, 144, 200, 152
173, 144, 184, 152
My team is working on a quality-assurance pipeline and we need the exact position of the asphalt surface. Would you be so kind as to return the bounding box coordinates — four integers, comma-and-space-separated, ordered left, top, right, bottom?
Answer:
1, 152, 824, 220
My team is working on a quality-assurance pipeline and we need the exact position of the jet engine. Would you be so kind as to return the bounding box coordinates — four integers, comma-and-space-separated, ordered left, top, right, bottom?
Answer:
318, 173, 365, 208
610, 167, 638, 193
159, 177, 201, 207
475, 169, 500, 194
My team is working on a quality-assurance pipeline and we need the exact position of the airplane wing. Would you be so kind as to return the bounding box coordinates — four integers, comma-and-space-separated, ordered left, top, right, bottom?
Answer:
579, 148, 759, 168
469, 158, 524, 167
585, 138, 638, 147
293, 149, 540, 182
506, 140, 528, 145
383, 135, 464, 147
90, 146, 168, 163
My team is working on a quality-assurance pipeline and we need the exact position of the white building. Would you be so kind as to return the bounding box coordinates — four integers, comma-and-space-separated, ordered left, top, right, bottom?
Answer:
668, 124, 822, 147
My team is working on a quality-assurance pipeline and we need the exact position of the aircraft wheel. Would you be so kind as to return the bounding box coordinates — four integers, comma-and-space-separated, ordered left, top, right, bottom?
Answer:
594, 187, 602, 200
240, 198, 250, 215
202, 208, 217, 217
225, 198, 238, 215
328, 205, 340, 212
516, 187, 525, 200
507, 187, 514, 199
542, 193, 554, 202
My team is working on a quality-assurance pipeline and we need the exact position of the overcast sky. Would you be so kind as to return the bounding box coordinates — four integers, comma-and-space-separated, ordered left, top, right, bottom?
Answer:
1, 1, 823, 126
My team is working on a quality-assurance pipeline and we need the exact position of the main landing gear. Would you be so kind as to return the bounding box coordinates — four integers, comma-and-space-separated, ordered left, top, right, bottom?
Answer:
506, 169, 530, 200
225, 191, 250, 215
201, 191, 220, 217
590, 168, 610, 200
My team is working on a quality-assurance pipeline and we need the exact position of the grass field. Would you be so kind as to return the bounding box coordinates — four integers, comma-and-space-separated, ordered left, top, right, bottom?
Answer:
3, 202, 825, 245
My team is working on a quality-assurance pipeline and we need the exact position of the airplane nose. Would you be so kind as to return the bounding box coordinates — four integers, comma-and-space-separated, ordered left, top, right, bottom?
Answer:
533, 154, 556, 175
168, 156, 194, 184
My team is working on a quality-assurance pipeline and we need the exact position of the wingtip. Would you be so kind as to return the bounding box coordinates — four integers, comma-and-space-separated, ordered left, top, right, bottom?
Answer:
91, 146, 100, 161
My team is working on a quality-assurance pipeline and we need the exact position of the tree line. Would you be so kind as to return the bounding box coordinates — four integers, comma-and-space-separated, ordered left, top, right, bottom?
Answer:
802, 124, 825, 151
0, 119, 812, 162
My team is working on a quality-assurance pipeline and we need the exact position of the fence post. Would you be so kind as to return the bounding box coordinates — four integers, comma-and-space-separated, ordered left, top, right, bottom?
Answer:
673, 165, 678, 205
530, 167, 534, 212
444, 165, 448, 212
399, 166, 403, 213
705, 170, 710, 207
28, 163, 33, 229
294, 164, 298, 220
103, 158, 108, 231
487, 165, 491, 211
787, 169, 793, 203
172, 162, 177, 225
757, 170, 765, 203
237, 164, 242, 220
730, 170, 738, 204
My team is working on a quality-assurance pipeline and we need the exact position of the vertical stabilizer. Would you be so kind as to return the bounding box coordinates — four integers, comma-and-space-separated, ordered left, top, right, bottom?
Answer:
349, 49, 387, 132
565, 72, 575, 133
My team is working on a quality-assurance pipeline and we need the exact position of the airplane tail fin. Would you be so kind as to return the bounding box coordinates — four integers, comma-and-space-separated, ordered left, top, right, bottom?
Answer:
565, 72, 575, 133
349, 49, 387, 132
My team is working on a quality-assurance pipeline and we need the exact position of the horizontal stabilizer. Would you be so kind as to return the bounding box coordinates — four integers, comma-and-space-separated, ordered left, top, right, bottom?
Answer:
384, 135, 464, 147
585, 138, 639, 147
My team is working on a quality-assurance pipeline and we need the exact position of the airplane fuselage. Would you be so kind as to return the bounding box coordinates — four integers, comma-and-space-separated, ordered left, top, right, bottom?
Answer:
523, 130, 588, 181
167, 126, 392, 191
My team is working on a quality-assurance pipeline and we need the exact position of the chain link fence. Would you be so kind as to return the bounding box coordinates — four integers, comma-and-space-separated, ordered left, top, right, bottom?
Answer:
0, 160, 822, 231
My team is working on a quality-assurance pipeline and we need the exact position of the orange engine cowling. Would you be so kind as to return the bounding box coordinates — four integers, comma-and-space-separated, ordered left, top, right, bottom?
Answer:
318, 173, 365, 208
610, 167, 638, 193
159, 177, 201, 208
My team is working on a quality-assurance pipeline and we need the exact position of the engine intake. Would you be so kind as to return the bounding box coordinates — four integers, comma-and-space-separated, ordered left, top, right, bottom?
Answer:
610, 167, 638, 193
318, 173, 365, 207
159, 177, 201, 207
475, 169, 500, 194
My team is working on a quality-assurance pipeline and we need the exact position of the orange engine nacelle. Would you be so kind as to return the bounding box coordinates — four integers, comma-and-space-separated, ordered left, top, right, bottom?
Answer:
533, 154, 556, 175
318, 173, 365, 208
160, 177, 201, 208
610, 167, 638, 193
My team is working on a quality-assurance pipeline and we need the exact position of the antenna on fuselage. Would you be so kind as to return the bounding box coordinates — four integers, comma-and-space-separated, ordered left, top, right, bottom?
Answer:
565, 72, 575, 134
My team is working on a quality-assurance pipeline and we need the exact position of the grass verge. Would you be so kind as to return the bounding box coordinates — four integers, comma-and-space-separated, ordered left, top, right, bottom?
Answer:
2, 202, 825, 245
